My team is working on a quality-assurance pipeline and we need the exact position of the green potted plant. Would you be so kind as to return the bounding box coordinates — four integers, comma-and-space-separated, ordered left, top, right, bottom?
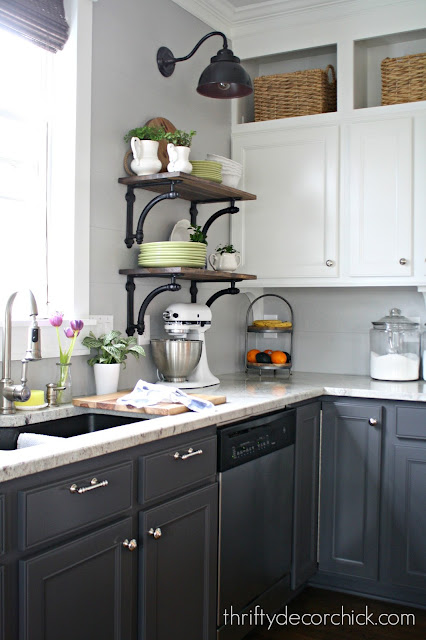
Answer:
124, 125, 166, 176
188, 224, 207, 245
82, 330, 145, 395
165, 129, 196, 173
209, 243, 241, 272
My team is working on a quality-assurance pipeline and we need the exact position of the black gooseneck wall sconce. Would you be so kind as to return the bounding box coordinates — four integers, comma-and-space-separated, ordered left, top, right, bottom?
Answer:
157, 31, 253, 99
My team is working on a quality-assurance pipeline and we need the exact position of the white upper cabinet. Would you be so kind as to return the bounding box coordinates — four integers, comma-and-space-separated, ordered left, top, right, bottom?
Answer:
232, 124, 339, 281
346, 117, 412, 278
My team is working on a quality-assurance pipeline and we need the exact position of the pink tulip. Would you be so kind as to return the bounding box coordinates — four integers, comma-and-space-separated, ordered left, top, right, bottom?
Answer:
64, 327, 74, 339
49, 313, 63, 327
70, 319, 84, 333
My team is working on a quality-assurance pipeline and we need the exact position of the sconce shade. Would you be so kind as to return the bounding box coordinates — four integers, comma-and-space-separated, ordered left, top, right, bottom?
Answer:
197, 48, 253, 99
157, 31, 253, 100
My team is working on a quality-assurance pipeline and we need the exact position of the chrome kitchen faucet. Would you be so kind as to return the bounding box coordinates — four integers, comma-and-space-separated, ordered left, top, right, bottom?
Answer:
0, 290, 42, 414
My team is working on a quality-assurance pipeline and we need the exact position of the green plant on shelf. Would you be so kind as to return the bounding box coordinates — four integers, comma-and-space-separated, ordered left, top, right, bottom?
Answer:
215, 243, 238, 254
164, 129, 196, 147
188, 224, 207, 245
123, 125, 166, 143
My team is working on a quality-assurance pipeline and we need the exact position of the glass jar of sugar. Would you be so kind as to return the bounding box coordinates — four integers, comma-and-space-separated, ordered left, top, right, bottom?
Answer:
370, 308, 420, 381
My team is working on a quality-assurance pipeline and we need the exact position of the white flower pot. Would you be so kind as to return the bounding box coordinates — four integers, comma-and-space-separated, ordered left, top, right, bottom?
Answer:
130, 138, 162, 176
94, 363, 121, 396
167, 144, 192, 173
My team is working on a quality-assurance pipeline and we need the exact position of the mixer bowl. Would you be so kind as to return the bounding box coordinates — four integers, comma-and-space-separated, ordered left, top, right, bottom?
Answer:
151, 339, 202, 382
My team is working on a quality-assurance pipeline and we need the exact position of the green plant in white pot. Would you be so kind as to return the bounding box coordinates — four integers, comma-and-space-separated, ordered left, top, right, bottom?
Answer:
82, 330, 145, 395
165, 129, 196, 173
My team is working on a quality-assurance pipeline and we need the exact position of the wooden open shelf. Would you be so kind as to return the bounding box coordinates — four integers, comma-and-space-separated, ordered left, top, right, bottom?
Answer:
119, 267, 257, 282
118, 172, 256, 203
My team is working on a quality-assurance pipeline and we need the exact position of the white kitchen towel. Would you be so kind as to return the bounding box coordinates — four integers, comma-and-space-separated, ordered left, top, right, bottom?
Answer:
116, 380, 214, 412
17, 433, 65, 449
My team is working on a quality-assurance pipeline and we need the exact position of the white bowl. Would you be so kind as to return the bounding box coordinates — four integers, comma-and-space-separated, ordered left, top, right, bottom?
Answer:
206, 154, 242, 170
222, 174, 241, 188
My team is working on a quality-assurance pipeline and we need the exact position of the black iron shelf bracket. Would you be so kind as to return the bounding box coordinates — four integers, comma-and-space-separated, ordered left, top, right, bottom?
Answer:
125, 275, 181, 336
201, 199, 239, 237
206, 281, 240, 307
125, 181, 181, 248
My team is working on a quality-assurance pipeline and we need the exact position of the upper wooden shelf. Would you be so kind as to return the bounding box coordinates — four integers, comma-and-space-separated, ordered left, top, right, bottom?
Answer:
118, 172, 256, 203
118, 267, 257, 282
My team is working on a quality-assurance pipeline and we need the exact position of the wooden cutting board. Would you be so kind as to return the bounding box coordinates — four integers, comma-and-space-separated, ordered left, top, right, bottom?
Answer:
73, 390, 226, 416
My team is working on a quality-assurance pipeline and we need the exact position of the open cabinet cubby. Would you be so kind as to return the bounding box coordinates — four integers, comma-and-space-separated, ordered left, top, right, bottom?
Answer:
354, 28, 426, 110
234, 43, 337, 125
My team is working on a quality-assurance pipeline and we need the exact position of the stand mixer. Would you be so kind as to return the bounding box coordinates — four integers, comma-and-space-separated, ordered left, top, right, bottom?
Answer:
161, 302, 220, 388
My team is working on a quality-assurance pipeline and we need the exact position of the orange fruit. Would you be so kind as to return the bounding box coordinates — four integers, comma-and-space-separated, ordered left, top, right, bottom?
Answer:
247, 349, 261, 363
271, 351, 287, 365
264, 349, 273, 355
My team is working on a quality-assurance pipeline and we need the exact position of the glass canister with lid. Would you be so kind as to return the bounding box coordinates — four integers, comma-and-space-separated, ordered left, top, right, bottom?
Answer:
370, 308, 420, 381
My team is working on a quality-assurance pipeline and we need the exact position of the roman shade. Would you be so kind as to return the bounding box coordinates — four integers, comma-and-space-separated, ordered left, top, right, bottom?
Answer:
0, 0, 69, 53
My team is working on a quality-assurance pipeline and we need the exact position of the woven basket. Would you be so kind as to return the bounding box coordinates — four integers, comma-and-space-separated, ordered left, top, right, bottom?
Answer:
254, 65, 336, 121
381, 53, 426, 105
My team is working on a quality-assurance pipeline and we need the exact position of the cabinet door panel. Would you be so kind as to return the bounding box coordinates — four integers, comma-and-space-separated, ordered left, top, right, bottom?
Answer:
232, 125, 338, 278
348, 118, 412, 277
292, 402, 320, 590
141, 485, 218, 640
19, 519, 134, 640
390, 445, 426, 589
320, 402, 382, 579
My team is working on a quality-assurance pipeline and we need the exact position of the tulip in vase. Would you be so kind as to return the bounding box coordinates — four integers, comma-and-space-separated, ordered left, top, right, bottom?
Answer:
49, 314, 84, 404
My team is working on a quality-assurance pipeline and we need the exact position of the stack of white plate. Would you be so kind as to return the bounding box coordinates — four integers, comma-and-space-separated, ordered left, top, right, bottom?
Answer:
138, 241, 207, 268
206, 154, 243, 188
190, 161, 222, 183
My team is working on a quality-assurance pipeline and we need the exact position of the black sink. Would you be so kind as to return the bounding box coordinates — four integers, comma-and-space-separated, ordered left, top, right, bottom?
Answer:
0, 413, 146, 450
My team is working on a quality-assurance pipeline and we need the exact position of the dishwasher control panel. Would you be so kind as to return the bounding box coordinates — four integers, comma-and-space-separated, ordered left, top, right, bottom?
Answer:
218, 409, 296, 471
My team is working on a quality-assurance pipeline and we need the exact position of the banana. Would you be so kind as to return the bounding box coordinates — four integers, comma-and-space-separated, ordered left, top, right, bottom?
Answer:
253, 320, 292, 328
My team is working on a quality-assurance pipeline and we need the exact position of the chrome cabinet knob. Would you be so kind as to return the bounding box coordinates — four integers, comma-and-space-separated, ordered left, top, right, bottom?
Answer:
148, 527, 162, 539
325, 260, 334, 267
399, 258, 407, 265
368, 418, 378, 426
122, 538, 138, 551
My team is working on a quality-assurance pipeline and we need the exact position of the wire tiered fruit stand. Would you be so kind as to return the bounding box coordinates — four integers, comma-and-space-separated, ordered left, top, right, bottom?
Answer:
244, 294, 294, 376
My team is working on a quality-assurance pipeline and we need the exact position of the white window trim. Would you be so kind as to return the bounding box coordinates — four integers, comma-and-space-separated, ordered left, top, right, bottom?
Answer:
47, 0, 92, 317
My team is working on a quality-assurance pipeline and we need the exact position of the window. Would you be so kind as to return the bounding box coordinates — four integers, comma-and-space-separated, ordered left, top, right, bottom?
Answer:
0, 29, 52, 317
0, 0, 91, 321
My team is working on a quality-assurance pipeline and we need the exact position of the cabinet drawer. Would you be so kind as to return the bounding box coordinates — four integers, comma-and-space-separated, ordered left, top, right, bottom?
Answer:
139, 435, 216, 505
396, 405, 426, 439
19, 461, 133, 550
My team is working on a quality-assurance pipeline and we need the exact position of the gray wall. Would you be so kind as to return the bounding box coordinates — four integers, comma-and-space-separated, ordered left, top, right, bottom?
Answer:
88, 0, 244, 391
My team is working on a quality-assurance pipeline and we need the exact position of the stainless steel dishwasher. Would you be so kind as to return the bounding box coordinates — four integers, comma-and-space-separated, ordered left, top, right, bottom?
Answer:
217, 408, 295, 640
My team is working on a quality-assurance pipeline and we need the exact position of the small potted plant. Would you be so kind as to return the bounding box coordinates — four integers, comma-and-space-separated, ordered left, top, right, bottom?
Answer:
188, 224, 207, 245
209, 243, 241, 272
82, 330, 145, 395
124, 125, 165, 176
165, 129, 196, 173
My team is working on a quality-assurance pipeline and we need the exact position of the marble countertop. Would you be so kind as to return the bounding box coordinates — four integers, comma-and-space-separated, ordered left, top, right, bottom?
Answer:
1, 371, 426, 482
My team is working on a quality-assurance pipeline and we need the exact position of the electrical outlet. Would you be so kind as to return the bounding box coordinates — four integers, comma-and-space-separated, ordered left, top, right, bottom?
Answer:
137, 315, 150, 345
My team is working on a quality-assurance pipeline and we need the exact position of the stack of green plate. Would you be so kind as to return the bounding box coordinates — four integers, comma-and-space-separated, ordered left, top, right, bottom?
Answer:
138, 241, 207, 267
190, 161, 222, 183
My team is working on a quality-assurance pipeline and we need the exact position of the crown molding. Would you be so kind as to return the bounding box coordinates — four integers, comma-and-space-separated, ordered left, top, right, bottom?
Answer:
170, 0, 234, 33
171, 0, 415, 36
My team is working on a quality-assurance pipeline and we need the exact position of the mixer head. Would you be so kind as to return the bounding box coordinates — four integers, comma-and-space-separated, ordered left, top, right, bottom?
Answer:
163, 303, 212, 336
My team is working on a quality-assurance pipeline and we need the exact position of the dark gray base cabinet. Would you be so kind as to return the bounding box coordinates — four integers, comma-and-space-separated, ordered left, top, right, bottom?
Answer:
140, 484, 218, 640
292, 401, 320, 590
313, 398, 426, 607
19, 518, 135, 640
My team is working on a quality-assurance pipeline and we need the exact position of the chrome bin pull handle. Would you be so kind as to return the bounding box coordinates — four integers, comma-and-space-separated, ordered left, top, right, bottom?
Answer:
173, 447, 203, 460
69, 477, 109, 494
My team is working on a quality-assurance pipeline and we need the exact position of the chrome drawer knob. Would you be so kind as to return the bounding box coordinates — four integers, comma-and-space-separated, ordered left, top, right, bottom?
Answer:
399, 258, 407, 265
369, 418, 378, 426
325, 260, 334, 267
148, 527, 162, 540
122, 538, 138, 551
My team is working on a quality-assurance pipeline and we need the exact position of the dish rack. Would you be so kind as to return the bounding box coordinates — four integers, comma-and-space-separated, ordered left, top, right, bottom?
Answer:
244, 294, 294, 376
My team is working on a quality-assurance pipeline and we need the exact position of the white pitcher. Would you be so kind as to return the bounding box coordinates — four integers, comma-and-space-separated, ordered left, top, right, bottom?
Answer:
130, 138, 162, 176
209, 252, 241, 272
167, 143, 192, 173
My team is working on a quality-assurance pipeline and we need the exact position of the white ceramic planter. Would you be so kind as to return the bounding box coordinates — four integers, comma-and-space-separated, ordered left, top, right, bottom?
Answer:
167, 144, 192, 173
130, 138, 162, 176
94, 363, 121, 395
